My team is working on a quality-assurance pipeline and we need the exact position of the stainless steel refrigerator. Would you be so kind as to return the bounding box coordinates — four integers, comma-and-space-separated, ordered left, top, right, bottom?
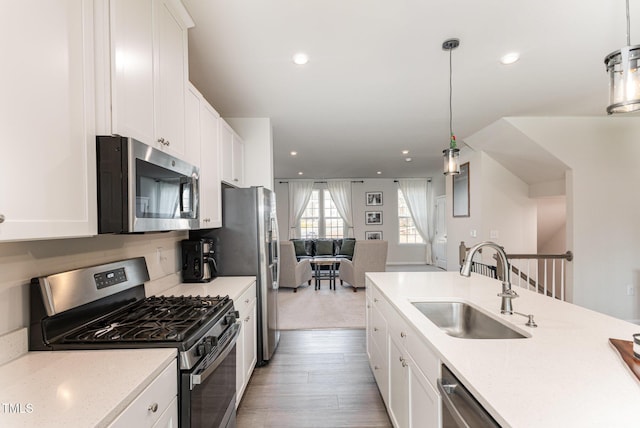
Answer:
191, 185, 280, 364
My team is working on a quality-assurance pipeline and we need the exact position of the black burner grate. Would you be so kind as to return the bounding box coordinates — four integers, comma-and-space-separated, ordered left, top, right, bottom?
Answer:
62, 295, 229, 343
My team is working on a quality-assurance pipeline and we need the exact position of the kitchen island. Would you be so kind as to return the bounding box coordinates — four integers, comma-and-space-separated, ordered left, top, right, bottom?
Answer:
366, 271, 640, 427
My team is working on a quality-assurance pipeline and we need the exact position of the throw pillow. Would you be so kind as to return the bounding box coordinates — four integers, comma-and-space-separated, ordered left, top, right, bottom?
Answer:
315, 239, 334, 256
339, 239, 355, 257
292, 240, 307, 257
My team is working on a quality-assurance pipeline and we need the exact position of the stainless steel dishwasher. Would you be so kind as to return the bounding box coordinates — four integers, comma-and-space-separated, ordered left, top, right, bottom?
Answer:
438, 364, 501, 428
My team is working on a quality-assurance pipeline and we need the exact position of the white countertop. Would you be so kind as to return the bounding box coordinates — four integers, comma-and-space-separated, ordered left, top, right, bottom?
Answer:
0, 348, 176, 428
161, 276, 256, 301
366, 271, 640, 428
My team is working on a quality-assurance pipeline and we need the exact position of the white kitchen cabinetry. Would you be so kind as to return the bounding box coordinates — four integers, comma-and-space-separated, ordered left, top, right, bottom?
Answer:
97, 0, 195, 163
220, 120, 245, 187
0, 0, 97, 242
185, 82, 222, 228
366, 287, 389, 403
367, 283, 440, 428
108, 359, 177, 428
235, 281, 257, 405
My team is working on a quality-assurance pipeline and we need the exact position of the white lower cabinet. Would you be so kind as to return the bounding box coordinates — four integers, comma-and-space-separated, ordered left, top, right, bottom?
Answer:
366, 283, 441, 428
236, 282, 257, 405
108, 359, 177, 428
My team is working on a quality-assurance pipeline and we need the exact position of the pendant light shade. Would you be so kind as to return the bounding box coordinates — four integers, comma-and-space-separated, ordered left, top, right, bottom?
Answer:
605, 0, 640, 114
443, 38, 460, 175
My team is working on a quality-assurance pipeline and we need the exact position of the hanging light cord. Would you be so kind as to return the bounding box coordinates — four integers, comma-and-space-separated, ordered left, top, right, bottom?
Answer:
626, 0, 631, 46
448, 46, 456, 150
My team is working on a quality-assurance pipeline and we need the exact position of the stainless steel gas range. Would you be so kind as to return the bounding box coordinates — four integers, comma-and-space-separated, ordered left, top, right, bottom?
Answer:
29, 257, 239, 428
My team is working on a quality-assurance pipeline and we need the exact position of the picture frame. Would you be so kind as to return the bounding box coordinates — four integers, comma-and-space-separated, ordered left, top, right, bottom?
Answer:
453, 162, 470, 217
365, 191, 383, 206
365, 211, 383, 225
365, 231, 383, 240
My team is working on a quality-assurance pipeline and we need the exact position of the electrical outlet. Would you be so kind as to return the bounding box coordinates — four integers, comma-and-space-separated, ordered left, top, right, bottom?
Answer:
627, 285, 635, 296
470, 229, 477, 238
490, 230, 499, 239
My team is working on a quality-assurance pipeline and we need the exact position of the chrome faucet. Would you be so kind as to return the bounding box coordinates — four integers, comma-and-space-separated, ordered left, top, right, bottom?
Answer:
460, 241, 518, 315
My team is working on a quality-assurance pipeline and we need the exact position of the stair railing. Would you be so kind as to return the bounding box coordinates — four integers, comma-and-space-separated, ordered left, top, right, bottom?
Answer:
459, 241, 573, 301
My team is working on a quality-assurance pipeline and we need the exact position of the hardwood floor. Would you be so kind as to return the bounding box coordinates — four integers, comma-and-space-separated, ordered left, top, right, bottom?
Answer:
237, 329, 392, 428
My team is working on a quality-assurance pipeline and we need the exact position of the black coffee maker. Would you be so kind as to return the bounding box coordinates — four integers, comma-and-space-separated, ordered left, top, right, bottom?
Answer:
181, 239, 217, 282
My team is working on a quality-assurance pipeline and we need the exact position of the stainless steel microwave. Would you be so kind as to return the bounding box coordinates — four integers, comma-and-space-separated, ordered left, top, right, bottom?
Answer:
97, 136, 199, 233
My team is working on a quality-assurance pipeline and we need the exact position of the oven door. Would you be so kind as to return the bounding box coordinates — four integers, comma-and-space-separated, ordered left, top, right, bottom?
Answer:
181, 322, 241, 428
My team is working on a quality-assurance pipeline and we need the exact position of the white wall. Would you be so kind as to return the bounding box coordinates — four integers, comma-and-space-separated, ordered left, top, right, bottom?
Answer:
508, 117, 640, 321
446, 150, 537, 269
0, 232, 186, 336
274, 177, 445, 264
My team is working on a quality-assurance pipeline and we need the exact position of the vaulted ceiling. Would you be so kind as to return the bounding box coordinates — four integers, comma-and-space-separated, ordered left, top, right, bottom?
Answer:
183, 0, 639, 180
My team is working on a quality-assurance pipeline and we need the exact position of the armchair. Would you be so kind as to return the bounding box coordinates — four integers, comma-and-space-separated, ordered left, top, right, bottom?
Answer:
279, 241, 313, 292
339, 240, 388, 292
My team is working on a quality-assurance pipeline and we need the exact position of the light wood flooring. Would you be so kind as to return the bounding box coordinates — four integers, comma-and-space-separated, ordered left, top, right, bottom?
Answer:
236, 329, 392, 428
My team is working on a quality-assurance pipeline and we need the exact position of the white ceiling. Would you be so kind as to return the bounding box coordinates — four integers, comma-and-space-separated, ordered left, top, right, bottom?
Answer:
183, 0, 638, 180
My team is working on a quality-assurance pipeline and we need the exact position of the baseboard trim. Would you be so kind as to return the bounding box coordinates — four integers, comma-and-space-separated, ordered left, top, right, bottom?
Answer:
386, 262, 430, 266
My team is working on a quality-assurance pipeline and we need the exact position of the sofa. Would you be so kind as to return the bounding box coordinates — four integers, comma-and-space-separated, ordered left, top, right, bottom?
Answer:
290, 238, 356, 261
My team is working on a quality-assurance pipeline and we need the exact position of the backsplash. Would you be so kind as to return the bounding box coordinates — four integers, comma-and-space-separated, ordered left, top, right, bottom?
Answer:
0, 231, 187, 336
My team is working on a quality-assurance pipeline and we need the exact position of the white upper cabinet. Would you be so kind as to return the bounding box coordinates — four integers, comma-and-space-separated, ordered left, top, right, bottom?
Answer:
0, 0, 97, 242
186, 82, 222, 228
220, 120, 245, 187
97, 0, 194, 162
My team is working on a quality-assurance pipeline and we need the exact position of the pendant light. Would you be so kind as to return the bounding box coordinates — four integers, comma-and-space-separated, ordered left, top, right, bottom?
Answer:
442, 38, 460, 175
605, 0, 640, 114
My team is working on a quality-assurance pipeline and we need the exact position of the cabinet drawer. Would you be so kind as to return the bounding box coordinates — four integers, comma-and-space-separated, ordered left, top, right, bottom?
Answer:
108, 359, 177, 428
236, 282, 257, 317
370, 304, 387, 354
407, 329, 440, 389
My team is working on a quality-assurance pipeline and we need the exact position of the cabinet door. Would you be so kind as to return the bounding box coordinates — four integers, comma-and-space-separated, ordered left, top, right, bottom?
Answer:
199, 101, 221, 228
184, 83, 202, 168
232, 134, 244, 186
235, 316, 245, 402
153, 0, 187, 157
109, 0, 154, 145
243, 302, 257, 384
219, 120, 234, 185
0, 0, 97, 241
388, 336, 409, 428
408, 360, 440, 428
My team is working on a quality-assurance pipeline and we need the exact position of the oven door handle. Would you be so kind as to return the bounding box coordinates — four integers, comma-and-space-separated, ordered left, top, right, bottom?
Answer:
190, 322, 241, 390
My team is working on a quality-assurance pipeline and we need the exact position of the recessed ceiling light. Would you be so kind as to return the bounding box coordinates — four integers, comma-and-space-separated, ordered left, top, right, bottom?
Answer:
292, 52, 309, 65
405, 157, 412, 162
298, 171, 304, 175
402, 150, 409, 155
290, 151, 297, 156
377, 171, 382, 175
500, 52, 520, 65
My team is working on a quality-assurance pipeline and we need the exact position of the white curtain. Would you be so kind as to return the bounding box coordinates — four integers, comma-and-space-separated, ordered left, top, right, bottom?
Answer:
398, 179, 435, 264
327, 180, 354, 237
288, 181, 314, 239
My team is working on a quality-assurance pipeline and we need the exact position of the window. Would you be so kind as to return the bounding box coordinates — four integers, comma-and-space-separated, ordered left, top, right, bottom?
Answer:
299, 189, 344, 239
398, 189, 424, 244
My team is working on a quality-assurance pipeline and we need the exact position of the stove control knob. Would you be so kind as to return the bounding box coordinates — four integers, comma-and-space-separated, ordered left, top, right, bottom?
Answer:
223, 311, 240, 325
196, 343, 206, 356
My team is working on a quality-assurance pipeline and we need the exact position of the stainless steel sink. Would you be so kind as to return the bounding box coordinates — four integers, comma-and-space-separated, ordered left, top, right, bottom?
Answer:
411, 301, 528, 339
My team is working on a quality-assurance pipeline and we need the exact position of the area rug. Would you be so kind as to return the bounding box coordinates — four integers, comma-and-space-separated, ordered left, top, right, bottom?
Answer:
278, 281, 365, 330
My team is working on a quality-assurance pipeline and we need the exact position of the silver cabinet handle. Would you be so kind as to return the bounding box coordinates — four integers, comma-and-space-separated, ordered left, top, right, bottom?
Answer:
245, 316, 250, 322
156, 138, 170, 146
245, 298, 250, 303
373, 298, 379, 302
399, 356, 407, 368
148, 403, 158, 413
373, 327, 378, 332
0, 214, 4, 223
233, 178, 239, 182
400, 332, 406, 338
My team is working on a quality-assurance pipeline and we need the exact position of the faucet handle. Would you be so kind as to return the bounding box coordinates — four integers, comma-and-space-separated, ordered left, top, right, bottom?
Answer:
498, 288, 518, 298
